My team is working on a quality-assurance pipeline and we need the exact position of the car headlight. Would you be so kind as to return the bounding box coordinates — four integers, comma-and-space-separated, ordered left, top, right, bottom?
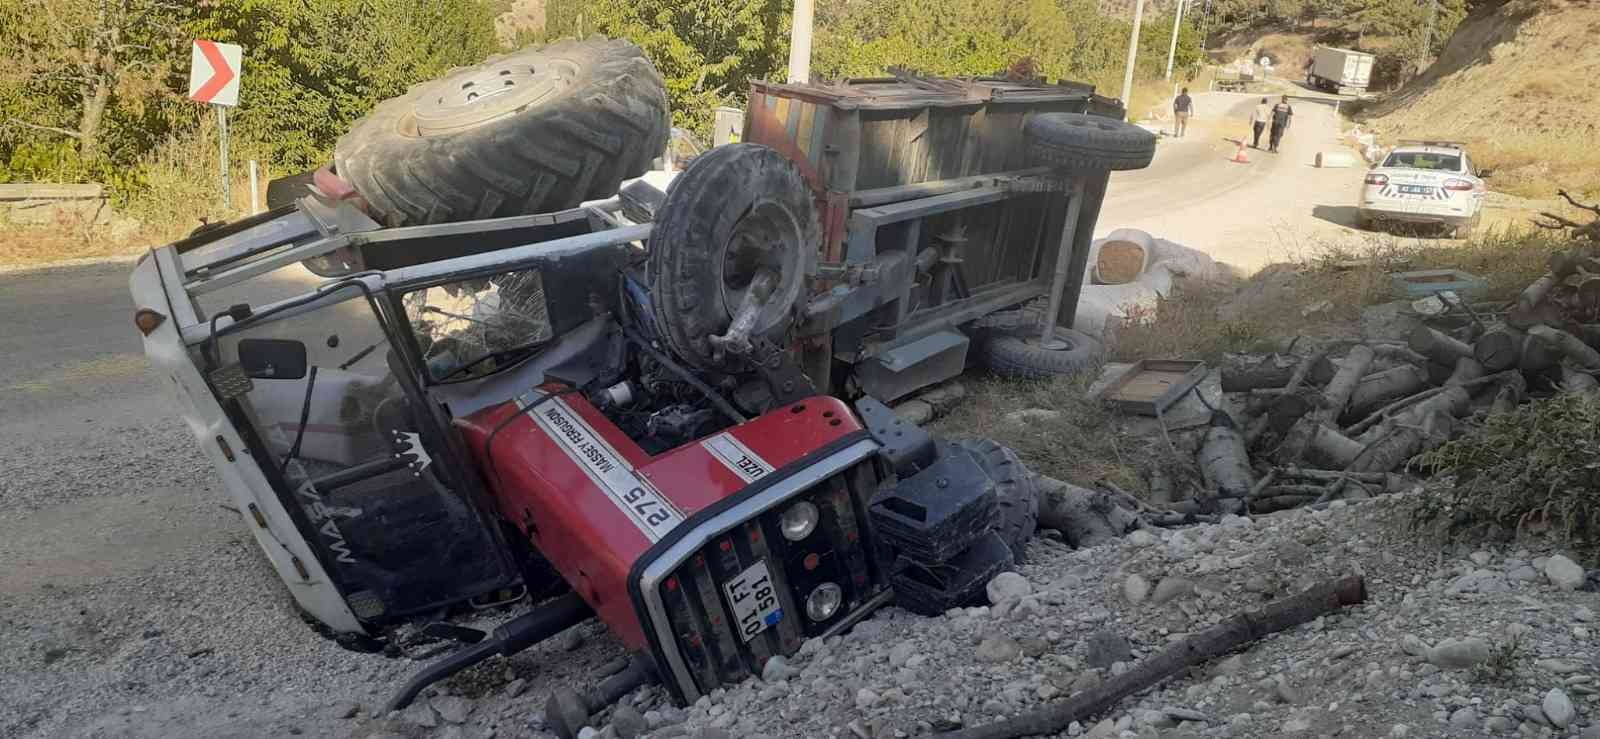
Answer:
805, 582, 843, 621
779, 501, 819, 541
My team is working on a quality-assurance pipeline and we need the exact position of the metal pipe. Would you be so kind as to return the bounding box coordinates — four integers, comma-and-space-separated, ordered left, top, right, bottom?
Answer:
1039, 183, 1086, 348
849, 167, 1055, 208
385, 592, 592, 712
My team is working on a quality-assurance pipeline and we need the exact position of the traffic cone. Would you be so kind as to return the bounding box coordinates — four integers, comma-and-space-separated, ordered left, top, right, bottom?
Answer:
1230, 141, 1250, 164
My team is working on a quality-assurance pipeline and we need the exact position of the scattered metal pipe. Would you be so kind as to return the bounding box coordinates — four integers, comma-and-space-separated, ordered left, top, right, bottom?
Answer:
385, 593, 592, 712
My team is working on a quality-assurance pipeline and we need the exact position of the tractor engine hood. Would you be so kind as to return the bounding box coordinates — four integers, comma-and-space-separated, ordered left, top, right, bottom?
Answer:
455, 390, 890, 701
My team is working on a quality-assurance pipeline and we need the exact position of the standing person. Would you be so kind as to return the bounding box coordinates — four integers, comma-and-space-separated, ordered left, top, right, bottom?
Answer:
1172, 88, 1193, 138
1249, 97, 1270, 149
1268, 94, 1294, 153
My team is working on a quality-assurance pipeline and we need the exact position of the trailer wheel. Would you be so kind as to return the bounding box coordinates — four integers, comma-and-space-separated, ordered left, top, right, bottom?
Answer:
647, 143, 818, 371
956, 438, 1039, 563
1025, 113, 1157, 172
333, 38, 669, 227
975, 323, 1104, 380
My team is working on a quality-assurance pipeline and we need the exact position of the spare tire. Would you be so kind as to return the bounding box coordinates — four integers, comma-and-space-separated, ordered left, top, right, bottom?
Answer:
976, 324, 1105, 380
1025, 112, 1157, 171
334, 38, 669, 227
956, 439, 1039, 563
647, 143, 817, 371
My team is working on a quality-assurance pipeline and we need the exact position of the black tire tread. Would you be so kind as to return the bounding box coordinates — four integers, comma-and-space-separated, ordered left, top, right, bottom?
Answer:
976, 325, 1105, 380
1025, 112, 1157, 172
647, 143, 818, 370
334, 38, 669, 227
956, 438, 1039, 563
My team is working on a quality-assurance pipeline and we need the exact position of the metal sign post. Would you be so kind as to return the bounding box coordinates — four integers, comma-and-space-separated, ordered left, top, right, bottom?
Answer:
188, 40, 243, 211
216, 105, 230, 205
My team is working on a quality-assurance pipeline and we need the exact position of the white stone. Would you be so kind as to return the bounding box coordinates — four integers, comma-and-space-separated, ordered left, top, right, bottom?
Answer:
987, 572, 1033, 605
1125, 530, 1158, 548
1427, 637, 1491, 670
1543, 555, 1586, 591
1542, 689, 1575, 728
1123, 574, 1151, 605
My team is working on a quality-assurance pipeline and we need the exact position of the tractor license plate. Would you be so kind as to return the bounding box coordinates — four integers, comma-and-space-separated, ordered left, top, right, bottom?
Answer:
723, 560, 782, 642
1398, 185, 1434, 196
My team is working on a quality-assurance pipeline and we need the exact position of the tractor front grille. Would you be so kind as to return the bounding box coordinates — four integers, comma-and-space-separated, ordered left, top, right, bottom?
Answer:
656, 461, 887, 695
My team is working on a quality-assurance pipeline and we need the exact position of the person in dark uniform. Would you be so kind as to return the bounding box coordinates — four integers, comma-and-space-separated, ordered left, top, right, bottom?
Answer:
1268, 95, 1294, 153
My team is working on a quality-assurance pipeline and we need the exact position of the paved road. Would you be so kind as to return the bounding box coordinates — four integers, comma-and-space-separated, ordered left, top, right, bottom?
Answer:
1098, 91, 1366, 274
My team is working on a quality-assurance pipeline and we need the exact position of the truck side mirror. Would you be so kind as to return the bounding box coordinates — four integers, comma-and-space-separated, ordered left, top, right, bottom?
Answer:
238, 338, 309, 379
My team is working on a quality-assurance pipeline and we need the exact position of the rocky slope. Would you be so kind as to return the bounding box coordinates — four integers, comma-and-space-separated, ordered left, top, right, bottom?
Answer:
331, 494, 1599, 739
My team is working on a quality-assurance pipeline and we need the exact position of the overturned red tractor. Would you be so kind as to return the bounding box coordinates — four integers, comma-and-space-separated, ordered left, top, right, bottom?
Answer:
130, 39, 1154, 736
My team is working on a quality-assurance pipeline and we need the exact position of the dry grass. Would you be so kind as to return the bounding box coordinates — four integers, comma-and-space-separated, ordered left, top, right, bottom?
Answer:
1, 117, 276, 268
0, 223, 149, 267
929, 371, 1154, 494
1107, 227, 1571, 362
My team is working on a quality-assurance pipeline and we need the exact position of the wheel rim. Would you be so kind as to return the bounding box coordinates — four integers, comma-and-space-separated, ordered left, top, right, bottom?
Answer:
716, 200, 807, 337
1024, 335, 1077, 352
412, 60, 578, 135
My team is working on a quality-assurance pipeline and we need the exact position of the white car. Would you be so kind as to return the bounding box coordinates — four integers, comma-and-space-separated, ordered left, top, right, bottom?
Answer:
1357, 141, 1487, 237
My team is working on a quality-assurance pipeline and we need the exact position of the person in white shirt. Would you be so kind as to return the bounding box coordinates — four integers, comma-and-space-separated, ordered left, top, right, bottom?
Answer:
1248, 98, 1270, 149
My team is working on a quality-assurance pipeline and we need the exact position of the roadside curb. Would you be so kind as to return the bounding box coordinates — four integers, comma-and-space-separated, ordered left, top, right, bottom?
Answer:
0, 252, 143, 276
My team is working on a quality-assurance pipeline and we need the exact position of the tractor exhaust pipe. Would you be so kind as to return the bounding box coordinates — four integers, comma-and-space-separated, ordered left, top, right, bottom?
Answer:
385, 592, 592, 712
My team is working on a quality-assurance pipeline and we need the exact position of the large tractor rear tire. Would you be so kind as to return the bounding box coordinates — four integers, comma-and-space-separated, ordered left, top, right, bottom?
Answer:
334, 38, 669, 227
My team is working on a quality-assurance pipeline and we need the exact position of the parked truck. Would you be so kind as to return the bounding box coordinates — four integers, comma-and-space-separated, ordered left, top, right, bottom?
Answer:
1306, 46, 1375, 95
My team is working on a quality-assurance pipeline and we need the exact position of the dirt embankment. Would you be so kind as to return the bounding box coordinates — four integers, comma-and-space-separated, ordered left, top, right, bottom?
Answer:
1358, 0, 1600, 199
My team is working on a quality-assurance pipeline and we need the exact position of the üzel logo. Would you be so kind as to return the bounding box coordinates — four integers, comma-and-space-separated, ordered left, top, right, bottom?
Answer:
703, 433, 774, 484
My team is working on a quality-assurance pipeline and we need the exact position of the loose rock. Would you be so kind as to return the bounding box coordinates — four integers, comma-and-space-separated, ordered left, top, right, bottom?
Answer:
1542, 688, 1575, 728
1543, 555, 1585, 590
1426, 637, 1490, 669
987, 572, 1033, 605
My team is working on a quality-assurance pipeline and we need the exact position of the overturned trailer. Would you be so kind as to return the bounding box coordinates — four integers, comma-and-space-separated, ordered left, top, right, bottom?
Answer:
128, 41, 1154, 736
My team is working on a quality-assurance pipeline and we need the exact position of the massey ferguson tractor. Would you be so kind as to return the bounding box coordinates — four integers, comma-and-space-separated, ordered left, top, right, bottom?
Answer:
128, 39, 1153, 735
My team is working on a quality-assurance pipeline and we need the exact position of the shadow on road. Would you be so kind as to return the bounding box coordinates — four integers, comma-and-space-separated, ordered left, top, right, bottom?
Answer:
1313, 204, 1361, 227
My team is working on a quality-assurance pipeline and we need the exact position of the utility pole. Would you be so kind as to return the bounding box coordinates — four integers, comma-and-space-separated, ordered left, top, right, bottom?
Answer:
1119, 0, 1148, 118
1164, 0, 1187, 80
788, 0, 815, 84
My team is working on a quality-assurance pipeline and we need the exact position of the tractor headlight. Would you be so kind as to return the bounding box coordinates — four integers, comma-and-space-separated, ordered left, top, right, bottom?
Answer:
805, 582, 843, 622
779, 501, 819, 541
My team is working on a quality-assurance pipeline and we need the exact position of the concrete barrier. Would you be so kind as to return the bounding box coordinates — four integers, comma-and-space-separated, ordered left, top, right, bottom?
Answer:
0, 183, 111, 225
1315, 151, 1359, 168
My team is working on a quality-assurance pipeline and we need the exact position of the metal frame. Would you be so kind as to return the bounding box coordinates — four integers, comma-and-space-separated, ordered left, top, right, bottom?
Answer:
637, 437, 880, 702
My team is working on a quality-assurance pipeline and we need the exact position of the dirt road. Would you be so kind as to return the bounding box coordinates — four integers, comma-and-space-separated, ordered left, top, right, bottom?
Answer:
1098, 92, 1367, 274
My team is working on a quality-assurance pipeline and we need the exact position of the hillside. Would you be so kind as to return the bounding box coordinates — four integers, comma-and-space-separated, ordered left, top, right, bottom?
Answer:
1358, 0, 1600, 198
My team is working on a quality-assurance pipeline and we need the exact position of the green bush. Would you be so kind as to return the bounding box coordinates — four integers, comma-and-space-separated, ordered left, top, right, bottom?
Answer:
1413, 393, 1600, 562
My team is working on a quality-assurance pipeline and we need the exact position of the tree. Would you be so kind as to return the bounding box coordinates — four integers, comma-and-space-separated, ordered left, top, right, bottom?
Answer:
189, 0, 500, 169
0, 0, 191, 164
536, 0, 791, 135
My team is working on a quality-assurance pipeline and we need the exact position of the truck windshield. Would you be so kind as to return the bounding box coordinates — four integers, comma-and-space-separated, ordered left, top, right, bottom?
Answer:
402, 268, 555, 383
1383, 151, 1462, 171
